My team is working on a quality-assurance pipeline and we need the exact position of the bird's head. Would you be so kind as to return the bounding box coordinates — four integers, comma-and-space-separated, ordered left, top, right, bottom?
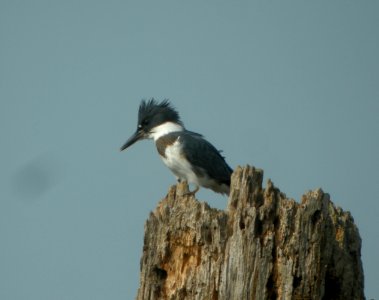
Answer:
120, 99, 184, 151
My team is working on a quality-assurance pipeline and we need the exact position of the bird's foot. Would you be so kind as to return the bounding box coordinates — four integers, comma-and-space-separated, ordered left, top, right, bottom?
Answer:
181, 185, 200, 197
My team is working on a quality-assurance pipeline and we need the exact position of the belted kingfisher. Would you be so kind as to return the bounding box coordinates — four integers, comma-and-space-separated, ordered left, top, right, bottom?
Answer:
120, 99, 233, 195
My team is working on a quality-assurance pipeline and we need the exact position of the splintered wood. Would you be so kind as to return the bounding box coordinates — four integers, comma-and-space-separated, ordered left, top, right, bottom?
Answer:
136, 166, 364, 300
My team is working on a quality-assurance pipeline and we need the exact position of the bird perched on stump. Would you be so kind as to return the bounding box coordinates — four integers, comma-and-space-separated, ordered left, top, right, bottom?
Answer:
120, 99, 233, 195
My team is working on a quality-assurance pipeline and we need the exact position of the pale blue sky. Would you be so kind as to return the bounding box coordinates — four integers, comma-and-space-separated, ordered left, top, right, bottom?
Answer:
1, 1, 378, 299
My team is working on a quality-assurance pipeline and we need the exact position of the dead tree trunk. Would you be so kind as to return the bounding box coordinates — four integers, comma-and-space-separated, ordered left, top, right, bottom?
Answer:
136, 166, 364, 300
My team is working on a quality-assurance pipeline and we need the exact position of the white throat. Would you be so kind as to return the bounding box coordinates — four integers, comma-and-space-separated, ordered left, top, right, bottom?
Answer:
149, 122, 184, 141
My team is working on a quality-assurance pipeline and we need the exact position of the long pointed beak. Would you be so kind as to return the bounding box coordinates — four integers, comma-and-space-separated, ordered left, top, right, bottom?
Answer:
120, 130, 144, 151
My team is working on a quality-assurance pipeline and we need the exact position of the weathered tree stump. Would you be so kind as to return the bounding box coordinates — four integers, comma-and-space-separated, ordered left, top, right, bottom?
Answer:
136, 166, 364, 300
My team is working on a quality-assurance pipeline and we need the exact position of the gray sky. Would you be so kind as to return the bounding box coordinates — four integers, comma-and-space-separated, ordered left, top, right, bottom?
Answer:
1, 1, 378, 299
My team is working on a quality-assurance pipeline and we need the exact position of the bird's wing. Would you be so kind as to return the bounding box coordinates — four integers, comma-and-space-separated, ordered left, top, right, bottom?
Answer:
179, 132, 233, 185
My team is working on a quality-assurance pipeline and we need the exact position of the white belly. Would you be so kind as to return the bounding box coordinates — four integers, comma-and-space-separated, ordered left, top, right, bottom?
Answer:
160, 139, 200, 185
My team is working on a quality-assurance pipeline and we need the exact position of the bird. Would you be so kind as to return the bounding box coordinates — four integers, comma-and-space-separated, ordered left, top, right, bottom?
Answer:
120, 99, 233, 195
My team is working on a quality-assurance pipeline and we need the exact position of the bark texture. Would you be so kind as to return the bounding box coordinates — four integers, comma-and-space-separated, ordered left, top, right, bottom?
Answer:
136, 166, 364, 300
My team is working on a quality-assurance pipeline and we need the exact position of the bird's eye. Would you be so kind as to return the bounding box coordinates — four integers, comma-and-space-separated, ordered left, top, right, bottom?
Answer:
141, 119, 149, 126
